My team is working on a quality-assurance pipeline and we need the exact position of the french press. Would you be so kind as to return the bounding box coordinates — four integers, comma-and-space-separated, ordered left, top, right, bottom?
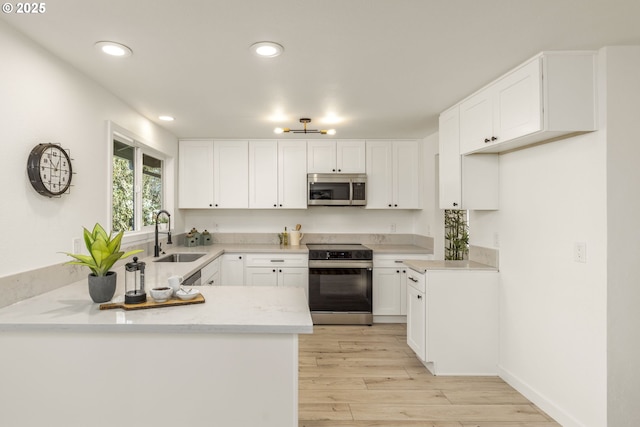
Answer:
124, 256, 147, 304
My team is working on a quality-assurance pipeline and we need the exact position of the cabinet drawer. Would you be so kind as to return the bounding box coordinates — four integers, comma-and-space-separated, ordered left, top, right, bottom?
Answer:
244, 253, 308, 267
200, 257, 220, 285
406, 269, 426, 293
373, 254, 432, 268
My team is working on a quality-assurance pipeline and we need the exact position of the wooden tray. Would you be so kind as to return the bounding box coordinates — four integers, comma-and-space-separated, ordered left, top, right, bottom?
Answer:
99, 293, 205, 310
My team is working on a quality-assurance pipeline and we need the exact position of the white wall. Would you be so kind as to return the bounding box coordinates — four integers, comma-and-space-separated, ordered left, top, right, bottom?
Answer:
604, 46, 640, 427
470, 52, 610, 425
416, 133, 443, 258
494, 131, 607, 427
0, 20, 178, 278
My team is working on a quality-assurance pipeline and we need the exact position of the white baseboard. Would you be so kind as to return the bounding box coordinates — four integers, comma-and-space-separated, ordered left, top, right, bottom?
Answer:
373, 315, 406, 324
497, 364, 584, 427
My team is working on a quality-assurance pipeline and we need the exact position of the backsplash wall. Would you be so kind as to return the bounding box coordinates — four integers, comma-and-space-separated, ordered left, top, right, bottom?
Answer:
181, 207, 422, 235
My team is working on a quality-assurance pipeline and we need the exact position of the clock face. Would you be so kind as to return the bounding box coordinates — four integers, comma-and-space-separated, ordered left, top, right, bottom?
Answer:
27, 143, 73, 197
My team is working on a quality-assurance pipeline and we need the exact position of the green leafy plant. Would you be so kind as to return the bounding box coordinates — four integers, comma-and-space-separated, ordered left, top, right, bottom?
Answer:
64, 223, 143, 276
444, 209, 469, 260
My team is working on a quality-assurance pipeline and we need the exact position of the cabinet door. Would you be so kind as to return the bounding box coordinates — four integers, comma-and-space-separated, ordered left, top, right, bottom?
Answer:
213, 140, 248, 208
494, 58, 542, 143
406, 284, 426, 361
336, 140, 366, 173
393, 140, 420, 209
365, 140, 394, 209
372, 268, 402, 315
278, 140, 308, 208
245, 267, 279, 286
178, 140, 214, 208
438, 107, 462, 209
220, 254, 245, 286
307, 140, 336, 173
459, 89, 494, 154
278, 267, 309, 301
249, 140, 278, 208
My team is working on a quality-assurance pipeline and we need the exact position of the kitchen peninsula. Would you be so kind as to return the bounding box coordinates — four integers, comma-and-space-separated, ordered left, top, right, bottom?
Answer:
0, 257, 312, 427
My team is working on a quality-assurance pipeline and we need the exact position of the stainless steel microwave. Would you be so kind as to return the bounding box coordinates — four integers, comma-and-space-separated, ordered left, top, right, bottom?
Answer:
307, 173, 367, 206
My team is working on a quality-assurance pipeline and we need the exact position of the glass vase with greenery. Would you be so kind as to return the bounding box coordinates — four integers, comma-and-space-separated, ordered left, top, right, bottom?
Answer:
444, 209, 469, 260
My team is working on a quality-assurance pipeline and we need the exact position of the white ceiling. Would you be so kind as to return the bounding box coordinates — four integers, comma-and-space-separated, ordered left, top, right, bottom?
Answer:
3, 0, 640, 139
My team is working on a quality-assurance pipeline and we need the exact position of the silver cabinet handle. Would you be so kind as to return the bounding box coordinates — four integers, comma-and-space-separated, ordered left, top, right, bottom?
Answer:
270, 259, 285, 263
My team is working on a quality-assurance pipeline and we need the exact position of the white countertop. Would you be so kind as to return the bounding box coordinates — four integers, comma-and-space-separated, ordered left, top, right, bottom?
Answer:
403, 259, 498, 273
0, 282, 313, 334
364, 244, 433, 254
0, 244, 313, 334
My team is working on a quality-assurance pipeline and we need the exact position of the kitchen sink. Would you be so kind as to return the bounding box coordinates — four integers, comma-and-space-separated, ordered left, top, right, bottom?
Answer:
154, 253, 206, 263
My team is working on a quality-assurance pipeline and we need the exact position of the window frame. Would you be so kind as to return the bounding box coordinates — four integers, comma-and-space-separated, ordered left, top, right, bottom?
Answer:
107, 121, 170, 239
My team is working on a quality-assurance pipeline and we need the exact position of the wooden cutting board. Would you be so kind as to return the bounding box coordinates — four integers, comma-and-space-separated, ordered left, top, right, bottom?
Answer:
99, 293, 205, 310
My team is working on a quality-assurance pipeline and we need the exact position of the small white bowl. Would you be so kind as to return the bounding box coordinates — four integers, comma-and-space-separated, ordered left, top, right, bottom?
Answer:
150, 287, 173, 302
176, 288, 200, 301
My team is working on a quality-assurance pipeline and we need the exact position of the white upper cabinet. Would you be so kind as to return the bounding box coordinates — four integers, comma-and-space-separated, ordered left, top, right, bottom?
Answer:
439, 106, 499, 210
458, 51, 596, 154
213, 140, 248, 208
307, 140, 366, 173
179, 139, 248, 209
366, 140, 421, 209
179, 139, 214, 209
249, 140, 307, 209
278, 140, 308, 208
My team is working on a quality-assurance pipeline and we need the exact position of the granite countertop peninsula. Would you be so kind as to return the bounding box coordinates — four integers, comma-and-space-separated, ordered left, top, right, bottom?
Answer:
403, 259, 498, 273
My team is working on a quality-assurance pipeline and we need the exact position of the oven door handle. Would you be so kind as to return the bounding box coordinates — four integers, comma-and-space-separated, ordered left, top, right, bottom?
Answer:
309, 260, 373, 269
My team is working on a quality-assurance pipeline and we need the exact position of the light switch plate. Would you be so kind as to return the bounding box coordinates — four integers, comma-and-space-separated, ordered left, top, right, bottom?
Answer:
574, 242, 587, 263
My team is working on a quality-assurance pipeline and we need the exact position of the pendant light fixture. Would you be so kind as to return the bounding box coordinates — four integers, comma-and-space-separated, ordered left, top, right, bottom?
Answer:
274, 118, 336, 135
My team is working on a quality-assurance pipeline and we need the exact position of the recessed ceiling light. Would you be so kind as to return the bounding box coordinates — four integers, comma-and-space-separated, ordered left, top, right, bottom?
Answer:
250, 41, 284, 58
158, 116, 175, 122
95, 41, 133, 57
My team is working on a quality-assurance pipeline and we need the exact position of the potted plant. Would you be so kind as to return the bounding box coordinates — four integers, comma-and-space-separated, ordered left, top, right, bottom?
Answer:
64, 223, 143, 303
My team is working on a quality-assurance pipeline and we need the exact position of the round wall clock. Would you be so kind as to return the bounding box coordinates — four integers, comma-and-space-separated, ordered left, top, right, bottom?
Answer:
27, 143, 73, 197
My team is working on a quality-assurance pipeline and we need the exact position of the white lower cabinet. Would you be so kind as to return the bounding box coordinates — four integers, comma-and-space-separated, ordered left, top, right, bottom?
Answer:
220, 253, 245, 286
244, 253, 309, 300
406, 268, 499, 375
200, 256, 221, 286
406, 272, 426, 358
372, 254, 433, 319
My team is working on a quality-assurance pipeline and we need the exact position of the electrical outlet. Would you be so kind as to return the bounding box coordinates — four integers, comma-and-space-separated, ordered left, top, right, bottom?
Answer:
574, 242, 587, 263
214, 223, 219, 232
72, 238, 83, 254
493, 232, 500, 248
390, 223, 396, 233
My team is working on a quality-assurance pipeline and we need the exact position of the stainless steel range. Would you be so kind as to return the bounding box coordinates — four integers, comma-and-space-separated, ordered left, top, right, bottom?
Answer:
307, 244, 373, 325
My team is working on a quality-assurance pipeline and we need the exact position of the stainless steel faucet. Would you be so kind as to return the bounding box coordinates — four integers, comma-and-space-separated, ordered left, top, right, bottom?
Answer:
154, 210, 172, 257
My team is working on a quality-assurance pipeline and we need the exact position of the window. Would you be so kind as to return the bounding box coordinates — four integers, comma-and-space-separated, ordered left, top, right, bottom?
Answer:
112, 138, 164, 233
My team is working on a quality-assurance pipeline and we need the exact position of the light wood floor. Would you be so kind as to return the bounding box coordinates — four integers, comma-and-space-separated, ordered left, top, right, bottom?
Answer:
299, 324, 561, 427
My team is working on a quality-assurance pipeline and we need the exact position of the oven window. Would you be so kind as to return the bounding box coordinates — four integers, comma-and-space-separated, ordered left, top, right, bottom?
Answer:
309, 182, 350, 201
308, 268, 372, 312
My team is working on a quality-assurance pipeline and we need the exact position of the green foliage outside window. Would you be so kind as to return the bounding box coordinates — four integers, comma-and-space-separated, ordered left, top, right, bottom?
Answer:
112, 141, 162, 233
112, 156, 134, 232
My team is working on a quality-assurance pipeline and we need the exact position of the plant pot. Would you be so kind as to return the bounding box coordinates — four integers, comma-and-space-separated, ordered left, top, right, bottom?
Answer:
88, 271, 117, 303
